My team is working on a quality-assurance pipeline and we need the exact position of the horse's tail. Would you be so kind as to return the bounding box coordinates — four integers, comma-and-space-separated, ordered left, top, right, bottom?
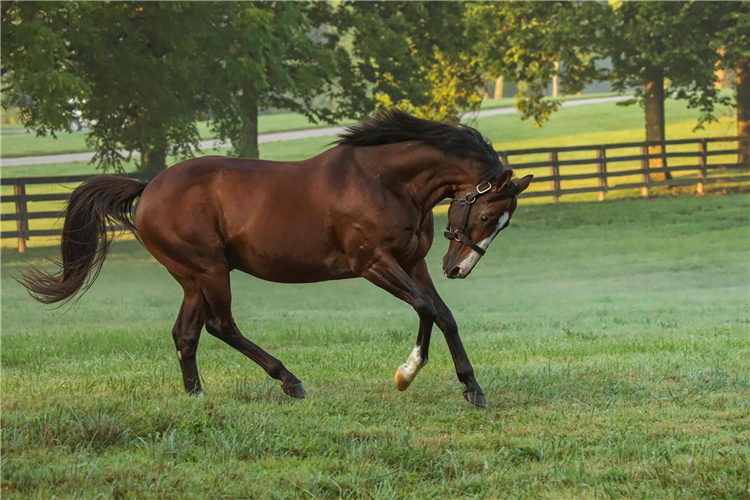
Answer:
18, 175, 148, 306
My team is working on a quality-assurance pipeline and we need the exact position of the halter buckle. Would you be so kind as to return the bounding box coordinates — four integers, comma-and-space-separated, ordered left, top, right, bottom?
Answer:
476, 181, 492, 194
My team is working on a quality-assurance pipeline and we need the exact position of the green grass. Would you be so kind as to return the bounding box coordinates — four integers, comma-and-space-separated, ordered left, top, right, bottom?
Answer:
0, 91, 654, 159
0, 111, 355, 159
479, 91, 629, 111
2, 193, 749, 499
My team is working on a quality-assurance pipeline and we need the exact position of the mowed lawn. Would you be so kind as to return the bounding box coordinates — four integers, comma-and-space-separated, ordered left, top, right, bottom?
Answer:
2, 193, 749, 499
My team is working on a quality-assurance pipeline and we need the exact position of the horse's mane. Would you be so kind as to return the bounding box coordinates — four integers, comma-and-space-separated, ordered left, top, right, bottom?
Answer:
334, 109, 503, 178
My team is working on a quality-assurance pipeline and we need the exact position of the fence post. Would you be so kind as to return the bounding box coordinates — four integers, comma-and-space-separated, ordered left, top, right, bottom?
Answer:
697, 139, 707, 194
549, 151, 560, 202
13, 182, 28, 253
640, 146, 650, 198
597, 147, 607, 201
499, 151, 509, 168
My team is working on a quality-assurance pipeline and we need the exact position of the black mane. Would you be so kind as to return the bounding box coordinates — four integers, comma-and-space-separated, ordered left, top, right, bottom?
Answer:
335, 109, 503, 177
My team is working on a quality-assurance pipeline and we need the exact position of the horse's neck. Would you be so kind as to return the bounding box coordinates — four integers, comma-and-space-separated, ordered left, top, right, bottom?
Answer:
377, 144, 481, 212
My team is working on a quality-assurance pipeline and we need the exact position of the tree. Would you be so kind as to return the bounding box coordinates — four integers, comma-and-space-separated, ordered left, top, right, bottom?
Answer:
84, 2, 219, 171
602, 2, 731, 178
2, 2, 209, 172
1, 2, 357, 171
468, 2, 734, 180
1, 2, 87, 133
466, 2, 604, 126
199, 2, 357, 159
337, 2, 485, 124
711, 3, 750, 164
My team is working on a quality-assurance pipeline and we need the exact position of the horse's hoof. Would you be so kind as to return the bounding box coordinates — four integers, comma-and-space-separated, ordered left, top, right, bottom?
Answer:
463, 390, 486, 408
394, 367, 411, 391
282, 382, 306, 399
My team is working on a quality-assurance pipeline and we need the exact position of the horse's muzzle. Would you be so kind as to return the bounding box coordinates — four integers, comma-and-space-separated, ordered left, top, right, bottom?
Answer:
444, 264, 472, 279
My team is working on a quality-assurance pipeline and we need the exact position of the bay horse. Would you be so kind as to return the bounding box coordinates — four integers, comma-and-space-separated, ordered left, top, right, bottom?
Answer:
20, 109, 532, 407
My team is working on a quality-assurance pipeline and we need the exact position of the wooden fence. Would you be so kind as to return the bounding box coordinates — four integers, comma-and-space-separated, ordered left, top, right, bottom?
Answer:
2, 136, 749, 252
497, 136, 749, 202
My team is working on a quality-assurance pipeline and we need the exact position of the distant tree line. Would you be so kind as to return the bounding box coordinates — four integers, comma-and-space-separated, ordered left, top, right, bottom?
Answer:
2, 1, 748, 172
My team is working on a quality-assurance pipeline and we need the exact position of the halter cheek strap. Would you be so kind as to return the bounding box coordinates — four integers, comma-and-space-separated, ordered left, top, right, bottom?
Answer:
443, 180, 518, 255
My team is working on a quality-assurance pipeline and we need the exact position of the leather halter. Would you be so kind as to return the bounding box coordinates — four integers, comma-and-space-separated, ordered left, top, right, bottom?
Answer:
443, 180, 518, 256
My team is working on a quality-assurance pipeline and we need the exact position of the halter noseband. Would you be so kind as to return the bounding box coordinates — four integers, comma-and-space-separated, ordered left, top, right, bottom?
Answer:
443, 180, 518, 256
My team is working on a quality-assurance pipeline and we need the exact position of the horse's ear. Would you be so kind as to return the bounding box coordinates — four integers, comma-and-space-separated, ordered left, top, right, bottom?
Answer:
494, 170, 513, 192
516, 175, 533, 194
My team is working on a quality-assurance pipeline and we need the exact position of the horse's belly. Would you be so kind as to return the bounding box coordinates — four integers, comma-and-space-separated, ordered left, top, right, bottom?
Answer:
228, 244, 355, 283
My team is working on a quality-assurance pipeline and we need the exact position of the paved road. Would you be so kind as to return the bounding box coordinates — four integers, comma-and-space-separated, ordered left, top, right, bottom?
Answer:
1, 95, 630, 167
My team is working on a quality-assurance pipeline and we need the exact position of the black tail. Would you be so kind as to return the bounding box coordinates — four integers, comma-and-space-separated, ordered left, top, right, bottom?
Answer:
18, 175, 148, 305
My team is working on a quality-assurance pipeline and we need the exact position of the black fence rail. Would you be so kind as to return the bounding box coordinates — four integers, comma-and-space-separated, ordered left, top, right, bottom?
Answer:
497, 136, 749, 202
2, 136, 749, 252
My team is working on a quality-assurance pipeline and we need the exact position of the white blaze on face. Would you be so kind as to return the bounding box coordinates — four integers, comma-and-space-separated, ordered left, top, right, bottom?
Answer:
394, 345, 426, 391
457, 211, 509, 274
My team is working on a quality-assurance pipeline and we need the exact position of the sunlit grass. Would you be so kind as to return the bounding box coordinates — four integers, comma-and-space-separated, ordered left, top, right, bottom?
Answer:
2, 194, 748, 498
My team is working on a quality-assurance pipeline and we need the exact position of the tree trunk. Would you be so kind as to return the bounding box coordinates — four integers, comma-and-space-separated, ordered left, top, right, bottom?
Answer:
139, 132, 168, 172
494, 76, 503, 99
644, 67, 671, 181
737, 57, 750, 165
236, 84, 259, 159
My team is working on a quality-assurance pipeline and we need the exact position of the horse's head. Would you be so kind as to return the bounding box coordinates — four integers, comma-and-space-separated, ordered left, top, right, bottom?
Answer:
442, 171, 532, 279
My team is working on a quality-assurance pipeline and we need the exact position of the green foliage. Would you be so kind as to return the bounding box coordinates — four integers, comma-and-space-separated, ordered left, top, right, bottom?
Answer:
340, 2, 484, 124
604, 2, 731, 129
466, 2, 605, 126
1, 2, 358, 171
375, 51, 484, 124
712, 2, 750, 68
200, 2, 355, 159
2, 2, 209, 171
468, 1, 743, 129
1, 2, 90, 133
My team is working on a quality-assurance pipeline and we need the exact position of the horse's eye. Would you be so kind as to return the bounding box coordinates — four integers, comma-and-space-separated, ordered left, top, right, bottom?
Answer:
480, 214, 488, 223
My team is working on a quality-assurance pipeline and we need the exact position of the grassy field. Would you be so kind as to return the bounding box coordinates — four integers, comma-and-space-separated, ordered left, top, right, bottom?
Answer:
0, 92, 629, 159
0, 113, 358, 159
2, 193, 748, 498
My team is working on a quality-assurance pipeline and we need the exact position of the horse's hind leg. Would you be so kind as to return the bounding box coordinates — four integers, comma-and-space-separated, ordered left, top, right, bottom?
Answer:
171, 274, 205, 395
199, 267, 306, 399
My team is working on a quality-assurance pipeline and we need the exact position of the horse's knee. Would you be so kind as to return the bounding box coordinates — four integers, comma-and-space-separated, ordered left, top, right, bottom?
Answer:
414, 297, 436, 323
173, 334, 199, 359
204, 316, 221, 337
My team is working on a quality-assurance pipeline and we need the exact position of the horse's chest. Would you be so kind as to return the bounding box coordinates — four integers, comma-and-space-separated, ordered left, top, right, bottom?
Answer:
392, 226, 431, 267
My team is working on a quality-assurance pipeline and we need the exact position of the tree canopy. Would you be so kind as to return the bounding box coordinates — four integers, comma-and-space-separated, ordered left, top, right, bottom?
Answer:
466, 1, 604, 126
2, 1, 749, 172
337, 1, 485, 124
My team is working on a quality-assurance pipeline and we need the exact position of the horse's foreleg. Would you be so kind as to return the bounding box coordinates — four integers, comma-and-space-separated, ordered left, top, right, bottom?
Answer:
171, 276, 205, 395
361, 253, 436, 392
409, 260, 485, 408
199, 268, 306, 399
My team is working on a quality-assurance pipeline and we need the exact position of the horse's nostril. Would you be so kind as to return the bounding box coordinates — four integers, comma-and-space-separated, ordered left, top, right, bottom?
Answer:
448, 266, 461, 279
